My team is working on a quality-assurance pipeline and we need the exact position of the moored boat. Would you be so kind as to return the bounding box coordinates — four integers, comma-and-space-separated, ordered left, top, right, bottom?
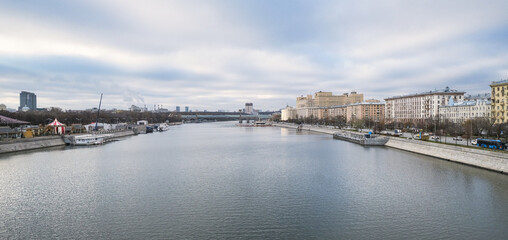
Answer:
69, 134, 105, 146
158, 123, 170, 132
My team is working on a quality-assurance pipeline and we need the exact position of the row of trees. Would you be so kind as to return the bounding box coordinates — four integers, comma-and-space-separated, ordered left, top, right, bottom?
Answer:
0, 109, 182, 126
276, 114, 508, 141
281, 115, 386, 133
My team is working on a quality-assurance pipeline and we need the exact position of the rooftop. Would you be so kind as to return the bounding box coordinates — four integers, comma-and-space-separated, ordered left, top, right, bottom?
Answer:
440, 99, 491, 107
491, 79, 508, 85
385, 87, 464, 100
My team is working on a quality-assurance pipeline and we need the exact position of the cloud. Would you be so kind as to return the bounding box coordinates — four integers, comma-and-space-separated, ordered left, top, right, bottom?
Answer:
0, 0, 507, 111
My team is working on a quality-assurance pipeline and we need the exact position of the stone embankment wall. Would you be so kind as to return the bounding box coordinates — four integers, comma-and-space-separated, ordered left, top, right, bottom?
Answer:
386, 137, 508, 174
105, 129, 136, 139
0, 136, 65, 154
273, 123, 508, 174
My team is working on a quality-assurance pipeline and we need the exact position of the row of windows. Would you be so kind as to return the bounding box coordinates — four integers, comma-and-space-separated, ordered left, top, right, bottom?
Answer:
493, 86, 508, 91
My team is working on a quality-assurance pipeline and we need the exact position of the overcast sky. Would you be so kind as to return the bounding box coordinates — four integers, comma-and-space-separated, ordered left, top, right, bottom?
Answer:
1, 0, 507, 111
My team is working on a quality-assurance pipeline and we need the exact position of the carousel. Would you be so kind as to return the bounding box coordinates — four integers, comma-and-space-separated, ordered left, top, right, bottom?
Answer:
45, 118, 66, 135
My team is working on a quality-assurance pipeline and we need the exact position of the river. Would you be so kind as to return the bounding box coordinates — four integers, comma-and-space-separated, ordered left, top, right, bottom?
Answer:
1, 122, 507, 239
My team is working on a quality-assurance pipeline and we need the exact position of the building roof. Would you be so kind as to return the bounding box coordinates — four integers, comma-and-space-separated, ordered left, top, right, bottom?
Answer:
491, 79, 508, 86
0, 115, 29, 124
385, 87, 464, 100
347, 102, 385, 106
465, 93, 491, 100
440, 100, 491, 108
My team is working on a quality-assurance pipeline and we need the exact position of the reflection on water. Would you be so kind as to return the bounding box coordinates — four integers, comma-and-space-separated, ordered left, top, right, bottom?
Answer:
0, 122, 507, 239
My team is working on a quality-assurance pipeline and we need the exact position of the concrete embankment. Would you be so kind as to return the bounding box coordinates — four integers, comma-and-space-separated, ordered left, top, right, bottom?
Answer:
273, 123, 508, 175
385, 137, 508, 174
105, 129, 137, 139
0, 136, 65, 154
0, 130, 137, 154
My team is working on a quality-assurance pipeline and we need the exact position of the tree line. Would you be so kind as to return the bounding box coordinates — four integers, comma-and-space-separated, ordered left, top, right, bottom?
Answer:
274, 114, 508, 141
0, 109, 182, 126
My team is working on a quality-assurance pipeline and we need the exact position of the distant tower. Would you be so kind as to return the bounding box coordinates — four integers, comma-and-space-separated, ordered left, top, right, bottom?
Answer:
19, 91, 37, 111
185, 106, 189, 112
176, 106, 181, 112
245, 103, 253, 114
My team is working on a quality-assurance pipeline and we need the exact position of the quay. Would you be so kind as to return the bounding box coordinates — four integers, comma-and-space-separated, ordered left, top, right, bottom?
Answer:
0, 136, 66, 154
0, 121, 182, 154
273, 123, 508, 175
0, 129, 137, 154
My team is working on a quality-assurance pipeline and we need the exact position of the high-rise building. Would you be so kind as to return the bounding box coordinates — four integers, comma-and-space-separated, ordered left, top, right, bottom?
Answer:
491, 79, 508, 124
19, 91, 37, 111
185, 106, 189, 112
176, 106, 181, 112
244, 103, 253, 114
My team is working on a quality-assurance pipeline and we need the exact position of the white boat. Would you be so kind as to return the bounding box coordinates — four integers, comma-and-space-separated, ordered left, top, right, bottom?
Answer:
158, 123, 170, 132
72, 134, 105, 145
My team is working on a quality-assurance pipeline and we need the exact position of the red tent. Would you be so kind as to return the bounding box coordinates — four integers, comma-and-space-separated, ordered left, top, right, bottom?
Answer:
48, 118, 65, 135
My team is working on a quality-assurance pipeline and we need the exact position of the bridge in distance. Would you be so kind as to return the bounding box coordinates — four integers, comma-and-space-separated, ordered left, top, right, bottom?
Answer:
178, 112, 274, 122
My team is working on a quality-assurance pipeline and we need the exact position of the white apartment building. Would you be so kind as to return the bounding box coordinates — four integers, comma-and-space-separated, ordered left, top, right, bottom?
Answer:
439, 99, 491, 123
385, 87, 465, 123
281, 106, 297, 121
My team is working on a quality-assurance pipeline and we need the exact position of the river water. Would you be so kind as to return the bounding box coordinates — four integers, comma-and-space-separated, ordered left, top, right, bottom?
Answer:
1, 122, 507, 239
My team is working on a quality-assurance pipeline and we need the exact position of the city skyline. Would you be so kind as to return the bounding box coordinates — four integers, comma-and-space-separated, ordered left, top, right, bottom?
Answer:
1, 0, 508, 110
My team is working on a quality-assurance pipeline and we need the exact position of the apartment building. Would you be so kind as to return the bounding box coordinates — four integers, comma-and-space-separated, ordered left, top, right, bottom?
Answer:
491, 80, 508, 124
385, 87, 465, 123
439, 99, 491, 123
296, 91, 363, 109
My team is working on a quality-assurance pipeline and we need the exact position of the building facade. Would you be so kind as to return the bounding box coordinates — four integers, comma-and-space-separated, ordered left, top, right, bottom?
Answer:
281, 106, 297, 121
385, 87, 465, 123
439, 100, 491, 123
491, 80, 508, 124
19, 91, 37, 111
346, 102, 385, 122
287, 102, 384, 123
296, 91, 363, 108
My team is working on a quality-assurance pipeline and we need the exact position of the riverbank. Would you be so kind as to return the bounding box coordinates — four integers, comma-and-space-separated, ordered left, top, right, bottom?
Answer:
0, 136, 66, 154
0, 129, 137, 154
273, 123, 508, 175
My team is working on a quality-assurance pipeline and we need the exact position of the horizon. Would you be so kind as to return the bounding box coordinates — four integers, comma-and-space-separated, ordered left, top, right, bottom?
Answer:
1, 0, 508, 110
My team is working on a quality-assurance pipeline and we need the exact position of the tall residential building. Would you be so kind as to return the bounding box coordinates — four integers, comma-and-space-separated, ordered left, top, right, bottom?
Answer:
384, 87, 465, 123
19, 91, 37, 111
185, 106, 189, 112
244, 103, 253, 114
176, 106, 180, 112
439, 99, 491, 123
296, 91, 364, 108
491, 79, 508, 124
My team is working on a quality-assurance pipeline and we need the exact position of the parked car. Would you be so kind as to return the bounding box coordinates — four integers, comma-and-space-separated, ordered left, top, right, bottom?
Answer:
453, 136, 463, 141
471, 139, 477, 145
431, 136, 440, 140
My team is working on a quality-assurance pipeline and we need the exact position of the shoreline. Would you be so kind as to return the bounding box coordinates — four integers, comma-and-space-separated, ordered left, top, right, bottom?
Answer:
0, 129, 137, 155
273, 123, 508, 175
